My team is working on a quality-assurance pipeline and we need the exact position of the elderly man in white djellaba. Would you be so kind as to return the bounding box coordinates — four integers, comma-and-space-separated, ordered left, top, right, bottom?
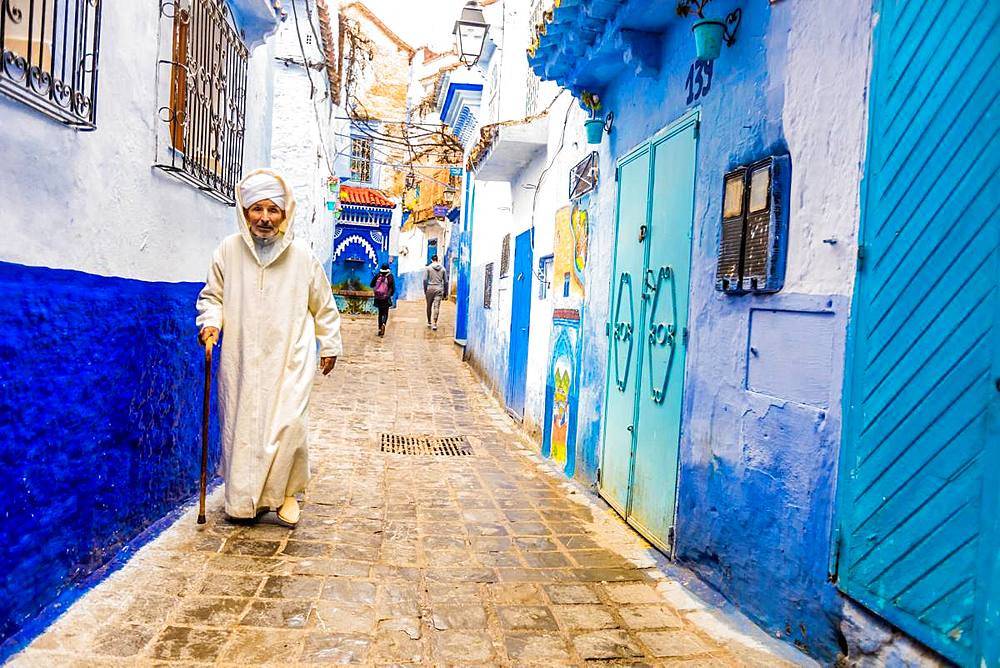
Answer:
196, 169, 342, 527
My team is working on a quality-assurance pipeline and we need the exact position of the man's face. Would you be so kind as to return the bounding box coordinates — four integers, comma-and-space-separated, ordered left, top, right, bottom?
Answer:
246, 199, 284, 239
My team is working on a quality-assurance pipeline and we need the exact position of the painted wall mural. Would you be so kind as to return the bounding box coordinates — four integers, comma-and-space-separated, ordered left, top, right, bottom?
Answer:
543, 310, 581, 477
543, 203, 589, 474
553, 205, 588, 299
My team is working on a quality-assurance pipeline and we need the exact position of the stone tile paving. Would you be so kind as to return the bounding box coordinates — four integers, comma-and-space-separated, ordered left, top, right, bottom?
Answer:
10, 302, 812, 667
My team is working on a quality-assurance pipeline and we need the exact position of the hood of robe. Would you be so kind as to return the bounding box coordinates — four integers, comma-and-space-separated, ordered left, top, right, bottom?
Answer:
235, 168, 297, 266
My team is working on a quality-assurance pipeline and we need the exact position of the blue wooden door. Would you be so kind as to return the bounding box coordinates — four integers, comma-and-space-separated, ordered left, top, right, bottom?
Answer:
600, 149, 651, 515
600, 114, 697, 552
837, 2, 1000, 665
629, 119, 697, 551
505, 230, 533, 419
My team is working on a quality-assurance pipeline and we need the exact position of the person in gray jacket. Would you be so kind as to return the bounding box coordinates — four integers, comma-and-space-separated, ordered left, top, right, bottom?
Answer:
423, 254, 448, 330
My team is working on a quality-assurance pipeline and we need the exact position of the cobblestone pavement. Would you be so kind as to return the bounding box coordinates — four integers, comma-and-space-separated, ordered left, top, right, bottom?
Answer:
11, 302, 809, 667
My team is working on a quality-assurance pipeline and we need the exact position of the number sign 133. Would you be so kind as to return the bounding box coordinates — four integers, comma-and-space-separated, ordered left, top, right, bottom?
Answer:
685, 60, 714, 105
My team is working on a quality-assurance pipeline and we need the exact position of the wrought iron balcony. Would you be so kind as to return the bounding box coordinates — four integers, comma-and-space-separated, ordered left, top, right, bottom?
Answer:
0, 0, 102, 129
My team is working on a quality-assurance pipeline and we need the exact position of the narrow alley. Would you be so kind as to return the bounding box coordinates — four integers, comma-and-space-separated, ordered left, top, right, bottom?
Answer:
9, 303, 805, 667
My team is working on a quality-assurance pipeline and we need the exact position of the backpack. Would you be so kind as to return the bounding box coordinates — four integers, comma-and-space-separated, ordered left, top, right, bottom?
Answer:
374, 274, 390, 300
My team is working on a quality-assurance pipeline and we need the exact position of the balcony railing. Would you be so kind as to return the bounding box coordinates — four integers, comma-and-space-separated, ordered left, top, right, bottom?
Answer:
0, 0, 102, 129
154, 0, 248, 205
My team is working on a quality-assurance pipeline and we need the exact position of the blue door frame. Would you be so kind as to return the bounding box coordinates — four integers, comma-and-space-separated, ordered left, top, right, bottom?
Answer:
835, 2, 1000, 665
505, 230, 533, 419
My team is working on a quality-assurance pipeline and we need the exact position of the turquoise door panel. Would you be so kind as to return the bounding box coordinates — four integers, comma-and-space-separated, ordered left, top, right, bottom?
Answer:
837, 1, 1000, 665
600, 149, 650, 515
600, 113, 698, 554
629, 120, 697, 551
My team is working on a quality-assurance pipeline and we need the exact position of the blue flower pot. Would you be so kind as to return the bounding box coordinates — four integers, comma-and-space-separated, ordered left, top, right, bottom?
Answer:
584, 118, 604, 144
692, 18, 725, 61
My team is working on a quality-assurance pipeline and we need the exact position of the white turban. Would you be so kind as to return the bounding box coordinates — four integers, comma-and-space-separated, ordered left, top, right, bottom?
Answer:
240, 173, 286, 210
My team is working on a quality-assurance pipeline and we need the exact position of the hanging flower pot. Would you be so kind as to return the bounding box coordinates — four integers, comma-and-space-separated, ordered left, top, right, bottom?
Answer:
691, 18, 725, 60
584, 118, 605, 144
677, 1, 742, 61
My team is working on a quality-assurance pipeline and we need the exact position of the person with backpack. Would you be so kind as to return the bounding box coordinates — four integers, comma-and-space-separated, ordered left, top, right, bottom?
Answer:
370, 263, 395, 337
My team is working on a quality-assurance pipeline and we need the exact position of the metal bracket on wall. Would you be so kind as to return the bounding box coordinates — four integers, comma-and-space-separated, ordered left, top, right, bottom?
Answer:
723, 9, 742, 46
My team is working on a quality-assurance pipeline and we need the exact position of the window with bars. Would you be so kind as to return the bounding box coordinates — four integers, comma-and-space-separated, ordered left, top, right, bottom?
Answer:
486, 61, 499, 122
350, 136, 373, 183
525, 72, 539, 117
500, 233, 511, 277
484, 262, 493, 309
154, 0, 248, 205
0, 0, 102, 128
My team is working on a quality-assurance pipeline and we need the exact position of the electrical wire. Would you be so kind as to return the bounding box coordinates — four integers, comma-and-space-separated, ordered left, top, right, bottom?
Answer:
527, 90, 574, 279
289, 0, 337, 176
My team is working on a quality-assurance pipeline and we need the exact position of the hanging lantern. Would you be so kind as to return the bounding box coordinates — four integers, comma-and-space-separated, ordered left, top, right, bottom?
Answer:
453, 2, 489, 68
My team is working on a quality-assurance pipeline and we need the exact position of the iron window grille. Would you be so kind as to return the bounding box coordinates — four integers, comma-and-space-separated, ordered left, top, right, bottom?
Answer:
484, 262, 493, 309
525, 71, 539, 117
499, 233, 511, 277
154, 0, 248, 205
350, 136, 372, 183
0, 0, 102, 129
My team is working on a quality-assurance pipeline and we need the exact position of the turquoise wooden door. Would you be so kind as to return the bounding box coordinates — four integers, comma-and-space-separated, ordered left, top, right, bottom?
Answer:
600, 114, 697, 553
629, 120, 697, 550
600, 149, 650, 515
837, 2, 1000, 665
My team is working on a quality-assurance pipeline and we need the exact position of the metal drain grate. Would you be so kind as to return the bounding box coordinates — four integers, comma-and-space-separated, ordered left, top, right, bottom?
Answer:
380, 433, 474, 456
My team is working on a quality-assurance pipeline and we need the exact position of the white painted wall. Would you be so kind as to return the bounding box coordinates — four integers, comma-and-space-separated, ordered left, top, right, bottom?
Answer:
780, 2, 872, 297
463, 1, 593, 436
0, 3, 274, 283
271, 0, 341, 271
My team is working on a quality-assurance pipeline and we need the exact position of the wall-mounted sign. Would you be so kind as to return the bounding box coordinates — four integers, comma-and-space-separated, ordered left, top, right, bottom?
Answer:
569, 151, 599, 200
685, 59, 714, 105
449, 166, 463, 177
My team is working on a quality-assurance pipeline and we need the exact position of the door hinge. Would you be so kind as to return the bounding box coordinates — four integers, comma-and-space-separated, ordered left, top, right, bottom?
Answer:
828, 524, 843, 582
682, 327, 689, 345
605, 322, 611, 337
615, 168, 619, 182
693, 120, 700, 139
857, 244, 866, 271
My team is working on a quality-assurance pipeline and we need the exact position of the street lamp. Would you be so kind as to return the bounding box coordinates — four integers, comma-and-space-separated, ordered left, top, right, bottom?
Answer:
453, 1, 489, 68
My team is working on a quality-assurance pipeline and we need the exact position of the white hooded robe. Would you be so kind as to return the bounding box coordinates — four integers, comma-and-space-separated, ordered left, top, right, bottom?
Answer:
195, 169, 342, 518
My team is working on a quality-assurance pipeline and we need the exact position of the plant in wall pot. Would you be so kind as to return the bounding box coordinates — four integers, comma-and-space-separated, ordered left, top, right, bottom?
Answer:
676, 0, 741, 61
582, 91, 606, 145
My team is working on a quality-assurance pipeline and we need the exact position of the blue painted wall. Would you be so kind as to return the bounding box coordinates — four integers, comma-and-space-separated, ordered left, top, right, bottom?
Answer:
0, 261, 221, 655
330, 217, 393, 315
544, 2, 868, 661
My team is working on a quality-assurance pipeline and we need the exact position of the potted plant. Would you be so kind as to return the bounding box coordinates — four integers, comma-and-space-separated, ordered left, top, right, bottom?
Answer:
677, 0, 729, 61
582, 91, 605, 145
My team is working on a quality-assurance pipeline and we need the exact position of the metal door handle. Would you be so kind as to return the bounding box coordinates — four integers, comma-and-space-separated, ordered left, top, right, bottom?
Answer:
626, 425, 633, 432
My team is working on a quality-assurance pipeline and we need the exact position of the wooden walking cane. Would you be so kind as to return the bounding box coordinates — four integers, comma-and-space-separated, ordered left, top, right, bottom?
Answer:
198, 343, 212, 525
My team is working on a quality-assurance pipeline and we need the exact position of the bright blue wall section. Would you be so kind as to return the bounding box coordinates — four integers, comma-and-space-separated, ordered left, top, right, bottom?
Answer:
0, 261, 220, 654
565, 3, 847, 661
